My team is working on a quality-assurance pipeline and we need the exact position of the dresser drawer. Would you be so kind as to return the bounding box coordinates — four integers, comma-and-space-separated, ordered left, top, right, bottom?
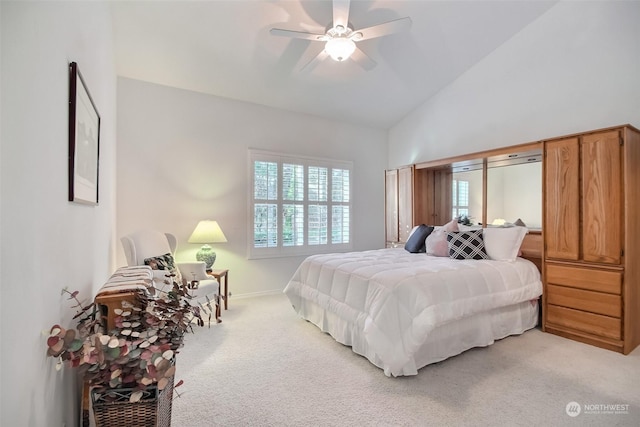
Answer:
546, 304, 621, 340
546, 264, 621, 294
546, 284, 621, 318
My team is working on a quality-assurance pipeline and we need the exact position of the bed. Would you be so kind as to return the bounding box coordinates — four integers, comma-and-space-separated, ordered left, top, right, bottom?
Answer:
283, 234, 542, 376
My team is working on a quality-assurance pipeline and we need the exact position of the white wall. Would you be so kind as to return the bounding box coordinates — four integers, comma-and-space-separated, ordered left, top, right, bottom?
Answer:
0, 2, 116, 426
116, 78, 387, 296
389, 1, 640, 167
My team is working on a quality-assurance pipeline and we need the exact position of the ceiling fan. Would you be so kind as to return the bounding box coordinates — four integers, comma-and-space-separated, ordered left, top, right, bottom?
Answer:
270, 0, 412, 70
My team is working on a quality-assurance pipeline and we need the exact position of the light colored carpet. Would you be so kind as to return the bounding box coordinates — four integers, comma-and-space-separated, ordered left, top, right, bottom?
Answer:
172, 293, 640, 426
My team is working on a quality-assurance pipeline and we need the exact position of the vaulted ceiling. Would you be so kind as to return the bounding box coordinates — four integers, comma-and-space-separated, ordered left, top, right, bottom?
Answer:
111, 0, 557, 130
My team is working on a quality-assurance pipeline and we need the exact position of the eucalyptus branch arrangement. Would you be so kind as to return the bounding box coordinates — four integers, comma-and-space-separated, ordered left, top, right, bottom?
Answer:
46, 278, 203, 402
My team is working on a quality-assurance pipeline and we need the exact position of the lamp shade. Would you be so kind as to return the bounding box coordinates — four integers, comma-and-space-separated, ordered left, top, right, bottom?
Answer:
188, 220, 228, 244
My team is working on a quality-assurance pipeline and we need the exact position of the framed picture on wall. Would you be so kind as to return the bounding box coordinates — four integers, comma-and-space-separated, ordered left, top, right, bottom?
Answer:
68, 61, 100, 205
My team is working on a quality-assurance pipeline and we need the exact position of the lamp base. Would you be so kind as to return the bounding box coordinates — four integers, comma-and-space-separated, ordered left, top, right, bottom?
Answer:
196, 245, 216, 270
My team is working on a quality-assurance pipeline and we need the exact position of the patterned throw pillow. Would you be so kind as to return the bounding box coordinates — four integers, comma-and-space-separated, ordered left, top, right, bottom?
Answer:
144, 253, 182, 285
447, 230, 489, 260
144, 253, 176, 270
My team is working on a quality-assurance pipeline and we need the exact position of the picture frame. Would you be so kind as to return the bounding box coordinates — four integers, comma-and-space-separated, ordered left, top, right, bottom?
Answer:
68, 61, 100, 205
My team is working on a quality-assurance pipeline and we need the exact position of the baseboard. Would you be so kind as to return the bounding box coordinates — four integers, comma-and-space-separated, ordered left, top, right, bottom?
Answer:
230, 289, 283, 300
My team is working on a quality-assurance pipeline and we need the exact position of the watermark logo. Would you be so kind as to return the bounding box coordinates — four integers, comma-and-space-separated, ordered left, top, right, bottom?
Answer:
566, 401, 581, 417
566, 401, 630, 417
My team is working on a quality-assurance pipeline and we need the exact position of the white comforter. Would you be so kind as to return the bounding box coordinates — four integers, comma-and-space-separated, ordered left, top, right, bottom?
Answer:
283, 248, 542, 376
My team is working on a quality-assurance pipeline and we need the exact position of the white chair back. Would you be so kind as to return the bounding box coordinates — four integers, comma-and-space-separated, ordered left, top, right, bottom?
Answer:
120, 230, 177, 266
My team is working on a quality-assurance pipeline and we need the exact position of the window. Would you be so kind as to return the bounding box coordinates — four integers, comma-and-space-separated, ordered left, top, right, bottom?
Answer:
249, 150, 352, 258
452, 179, 469, 219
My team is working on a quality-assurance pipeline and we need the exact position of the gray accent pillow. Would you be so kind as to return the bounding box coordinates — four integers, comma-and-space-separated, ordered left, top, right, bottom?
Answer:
404, 225, 434, 253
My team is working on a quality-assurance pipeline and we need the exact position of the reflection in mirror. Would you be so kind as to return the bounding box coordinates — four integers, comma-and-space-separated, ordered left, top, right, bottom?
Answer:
487, 161, 542, 229
452, 168, 483, 225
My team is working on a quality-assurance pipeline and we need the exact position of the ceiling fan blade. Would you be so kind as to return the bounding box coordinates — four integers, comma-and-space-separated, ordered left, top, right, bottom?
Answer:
333, 0, 351, 29
350, 46, 376, 71
301, 49, 329, 72
353, 17, 412, 41
270, 28, 325, 41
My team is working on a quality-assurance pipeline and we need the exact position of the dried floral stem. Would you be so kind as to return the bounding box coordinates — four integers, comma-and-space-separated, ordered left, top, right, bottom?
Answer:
47, 279, 204, 402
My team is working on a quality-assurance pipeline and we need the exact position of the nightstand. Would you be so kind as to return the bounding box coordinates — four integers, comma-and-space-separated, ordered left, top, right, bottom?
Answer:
208, 268, 229, 310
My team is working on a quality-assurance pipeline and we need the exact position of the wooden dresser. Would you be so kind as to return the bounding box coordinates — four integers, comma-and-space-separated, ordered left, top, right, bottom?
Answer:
383, 123, 639, 354
542, 125, 640, 354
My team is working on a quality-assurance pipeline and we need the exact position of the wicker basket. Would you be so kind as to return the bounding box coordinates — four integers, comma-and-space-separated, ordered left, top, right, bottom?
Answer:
91, 376, 174, 427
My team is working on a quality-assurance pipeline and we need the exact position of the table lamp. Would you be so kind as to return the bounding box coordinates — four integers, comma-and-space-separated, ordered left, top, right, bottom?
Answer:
188, 220, 227, 270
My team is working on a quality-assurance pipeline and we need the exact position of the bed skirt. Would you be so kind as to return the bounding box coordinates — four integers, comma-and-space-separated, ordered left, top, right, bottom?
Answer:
290, 296, 539, 376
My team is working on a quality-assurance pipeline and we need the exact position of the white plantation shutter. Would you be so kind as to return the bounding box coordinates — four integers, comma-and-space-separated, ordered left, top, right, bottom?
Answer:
253, 160, 278, 248
331, 168, 350, 244
308, 166, 328, 202
308, 204, 328, 245
332, 168, 349, 202
249, 150, 352, 258
283, 204, 304, 246
282, 163, 305, 247
308, 166, 328, 245
283, 164, 304, 201
459, 180, 469, 206
254, 161, 278, 200
254, 204, 277, 248
332, 205, 349, 244
452, 179, 470, 219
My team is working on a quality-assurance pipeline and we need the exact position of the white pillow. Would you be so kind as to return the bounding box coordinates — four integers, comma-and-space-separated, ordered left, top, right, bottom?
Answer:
458, 223, 482, 231
482, 226, 528, 261
176, 261, 210, 281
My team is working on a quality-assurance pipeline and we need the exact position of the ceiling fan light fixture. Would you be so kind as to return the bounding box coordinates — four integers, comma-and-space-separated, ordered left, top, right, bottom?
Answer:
270, 1, 412, 70
325, 37, 356, 61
